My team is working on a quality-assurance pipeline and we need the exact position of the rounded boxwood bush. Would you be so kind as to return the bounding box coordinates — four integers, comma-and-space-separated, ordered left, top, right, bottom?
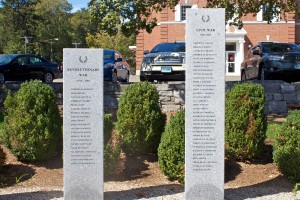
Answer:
158, 109, 185, 183
104, 114, 120, 175
225, 82, 267, 161
115, 82, 166, 154
273, 110, 300, 182
1, 80, 62, 161
104, 114, 114, 145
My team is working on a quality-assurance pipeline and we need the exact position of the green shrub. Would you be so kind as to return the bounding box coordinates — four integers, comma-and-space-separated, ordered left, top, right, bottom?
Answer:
273, 110, 300, 182
225, 82, 267, 160
158, 109, 185, 183
0, 146, 6, 170
0, 80, 62, 161
104, 114, 114, 145
104, 142, 121, 175
103, 114, 120, 175
115, 82, 166, 154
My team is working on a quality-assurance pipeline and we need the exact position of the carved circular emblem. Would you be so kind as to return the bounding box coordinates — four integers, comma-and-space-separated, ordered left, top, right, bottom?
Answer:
79, 56, 87, 63
202, 15, 210, 23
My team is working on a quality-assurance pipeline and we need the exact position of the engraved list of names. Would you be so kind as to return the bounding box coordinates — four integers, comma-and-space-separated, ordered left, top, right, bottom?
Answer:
185, 9, 225, 200
63, 49, 103, 200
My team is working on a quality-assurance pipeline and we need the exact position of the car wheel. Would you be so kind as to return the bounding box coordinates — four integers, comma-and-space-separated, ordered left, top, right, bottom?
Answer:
258, 67, 267, 80
0, 73, 5, 83
241, 70, 247, 82
112, 72, 117, 83
140, 75, 145, 82
43, 72, 54, 83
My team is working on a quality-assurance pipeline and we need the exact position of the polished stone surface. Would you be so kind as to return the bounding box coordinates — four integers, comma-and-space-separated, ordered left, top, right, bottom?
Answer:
63, 49, 104, 200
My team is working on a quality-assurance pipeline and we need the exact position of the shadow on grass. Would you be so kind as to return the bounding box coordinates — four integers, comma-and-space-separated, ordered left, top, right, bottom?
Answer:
0, 164, 35, 188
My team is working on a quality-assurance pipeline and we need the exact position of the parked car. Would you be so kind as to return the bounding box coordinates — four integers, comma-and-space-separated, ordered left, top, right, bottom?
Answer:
241, 42, 300, 82
103, 49, 130, 82
0, 54, 60, 83
140, 42, 186, 81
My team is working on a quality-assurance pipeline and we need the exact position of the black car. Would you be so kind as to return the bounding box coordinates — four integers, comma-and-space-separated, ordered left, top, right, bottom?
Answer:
0, 54, 61, 83
140, 42, 186, 81
241, 42, 300, 82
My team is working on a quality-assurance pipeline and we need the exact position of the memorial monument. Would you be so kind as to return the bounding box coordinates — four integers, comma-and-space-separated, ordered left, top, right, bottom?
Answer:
63, 49, 104, 200
185, 8, 225, 200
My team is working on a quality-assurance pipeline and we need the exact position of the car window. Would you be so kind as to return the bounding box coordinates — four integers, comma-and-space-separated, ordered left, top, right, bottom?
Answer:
16, 56, 27, 65
0, 54, 17, 64
262, 43, 300, 53
104, 50, 114, 60
29, 56, 43, 64
150, 43, 185, 53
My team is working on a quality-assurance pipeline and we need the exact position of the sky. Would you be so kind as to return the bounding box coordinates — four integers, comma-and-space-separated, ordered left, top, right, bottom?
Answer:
68, 0, 90, 12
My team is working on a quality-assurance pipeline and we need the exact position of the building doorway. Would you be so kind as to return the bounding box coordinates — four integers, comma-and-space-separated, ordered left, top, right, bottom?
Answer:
226, 43, 237, 75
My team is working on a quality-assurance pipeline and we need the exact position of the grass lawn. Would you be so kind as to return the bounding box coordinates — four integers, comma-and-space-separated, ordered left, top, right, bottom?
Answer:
266, 121, 283, 141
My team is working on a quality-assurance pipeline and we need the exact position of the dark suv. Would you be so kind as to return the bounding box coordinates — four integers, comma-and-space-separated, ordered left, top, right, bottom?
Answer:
241, 42, 300, 82
140, 42, 185, 81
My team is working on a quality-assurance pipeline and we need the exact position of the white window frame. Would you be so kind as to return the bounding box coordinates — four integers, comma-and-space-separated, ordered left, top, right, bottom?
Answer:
257, 4, 280, 22
175, 4, 197, 22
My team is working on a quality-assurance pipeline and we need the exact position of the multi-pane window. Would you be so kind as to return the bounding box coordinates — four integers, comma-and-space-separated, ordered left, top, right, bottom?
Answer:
257, 4, 280, 22
181, 5, 192, 21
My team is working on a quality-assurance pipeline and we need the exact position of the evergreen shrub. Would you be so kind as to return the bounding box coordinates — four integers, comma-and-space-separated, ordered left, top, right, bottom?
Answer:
1, 80, 62, 161
115, 82, 166, 154
158, 109, 185, 183
104, 114, 120, 175
273, 110, 300, 182
104, 114, 114, 145
225, 82, 267, 160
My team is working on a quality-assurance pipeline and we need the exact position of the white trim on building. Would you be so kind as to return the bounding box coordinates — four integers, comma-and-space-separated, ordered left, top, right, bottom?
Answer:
225, 26, 247, 77
159, 21, 295, 25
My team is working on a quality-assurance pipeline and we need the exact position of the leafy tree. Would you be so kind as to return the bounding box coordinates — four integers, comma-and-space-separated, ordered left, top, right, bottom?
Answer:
86, 31, 136, 69
88, 0, 299, 35
0, 0, 38, 53
0, 0, 78, 62
69, 8, 99, 48
0, 0, 37, 35
34, 0, 73, 62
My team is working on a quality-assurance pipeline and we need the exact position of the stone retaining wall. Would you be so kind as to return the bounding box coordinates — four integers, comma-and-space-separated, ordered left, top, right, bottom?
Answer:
226, 80, 300, 114
1, 81, 300, 115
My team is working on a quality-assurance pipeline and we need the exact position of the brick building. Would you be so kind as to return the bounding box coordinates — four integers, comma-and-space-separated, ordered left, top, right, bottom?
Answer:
136, 0, 300, 77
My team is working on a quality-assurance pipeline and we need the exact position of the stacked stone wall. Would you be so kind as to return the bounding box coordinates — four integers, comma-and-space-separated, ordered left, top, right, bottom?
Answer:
1, 81, 300, 115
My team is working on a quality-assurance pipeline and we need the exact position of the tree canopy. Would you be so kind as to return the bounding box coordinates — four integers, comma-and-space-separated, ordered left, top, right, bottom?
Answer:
0, 0, 99, 62
86, 31, 136, 70
88, 0, 299, 36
